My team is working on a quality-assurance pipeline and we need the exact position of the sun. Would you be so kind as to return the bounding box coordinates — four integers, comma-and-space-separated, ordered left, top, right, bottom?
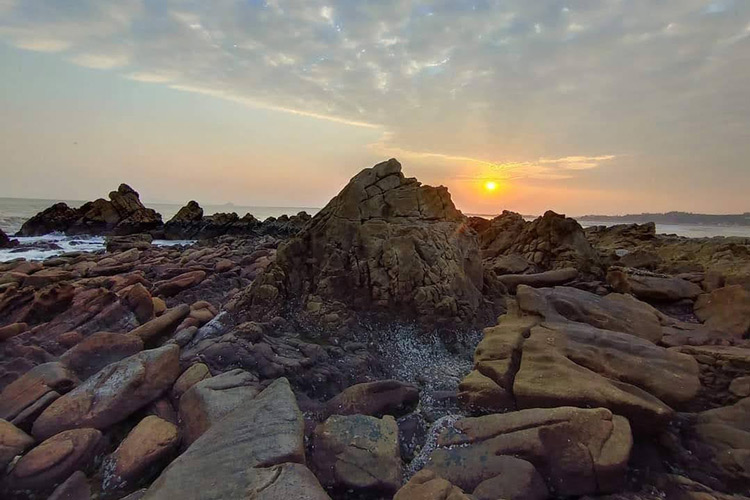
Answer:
483, 180, 499, 192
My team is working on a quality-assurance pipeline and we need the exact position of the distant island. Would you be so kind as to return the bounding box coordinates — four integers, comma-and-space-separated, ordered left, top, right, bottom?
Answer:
577, 211, 750, 226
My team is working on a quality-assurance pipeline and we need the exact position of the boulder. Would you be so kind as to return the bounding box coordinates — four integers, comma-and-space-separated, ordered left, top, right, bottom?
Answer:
17, 203, 79, 236
0, 228, 16, 248
23, 268, 74, 288
102, 415, 180, 492
142, 378, 329, 500
516, 285, 665, 343
607, 270, 703, 303
153, 271, 206, 298
497, 268, 579, 293
4, 428, 102, 493
0, 322, 27, 342
694, 285, 750, 339
472, 462, 549, 500
0, 419, 35, 470
426, 406, 632, 496
171, 363, 211, 401
48, 470, 91, 500
59, 332, 144, 379
32, 345, 180, 440
312, 414, 401, 493
459, 311, 700, 430
178, 369, 258, 446
239, 159, 488, 329
0, 362, 78, 426
128, 304, 190, 342
393, 470, 472, 500
106, 234, 153, 252
122, 283, 155, 324
324, 380, 419, 418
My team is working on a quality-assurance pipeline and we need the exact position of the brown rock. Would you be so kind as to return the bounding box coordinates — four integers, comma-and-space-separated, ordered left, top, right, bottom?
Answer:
48, 470, 91, 500
0, 322, 27, 342
5, 428, 102, 492
0, 362, 78, 425
103, 416, 180, 491
394, 470, 471, 500
607, 270, 703, 303
171, 363, 211, 401
694, 285, 750, 339
128, 304, 190, 342
312, 414, 401, 493
0, 419, 35, 470
427, 406, 632, 496
60, 332, 144, 379
729, 376, 750, 398
152, 297, 166, 316
497, 267, 579, 293
32, 345, 180, 440
23, 268, 74, 288
153, 271, 206, 298
122, 283, 155, 324
324, 380, 419, 418
472, 462, 549, 500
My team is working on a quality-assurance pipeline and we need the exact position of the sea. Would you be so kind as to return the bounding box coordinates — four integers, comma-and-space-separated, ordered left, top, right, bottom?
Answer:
2, 197, 750, 262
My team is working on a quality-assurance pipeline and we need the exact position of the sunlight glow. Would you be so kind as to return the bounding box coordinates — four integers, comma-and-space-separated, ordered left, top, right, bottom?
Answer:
484, 180, 498, 192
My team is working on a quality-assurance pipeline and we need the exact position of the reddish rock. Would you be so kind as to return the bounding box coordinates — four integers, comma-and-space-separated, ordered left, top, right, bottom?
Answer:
0, 322, 27, 342
5, 428, 102, 492
59, 332, 144, 379
128, 304, 190, 342
214, 259, 236, 273
18, 283, 76, 325
57, 331, 84, 348
152, 297, 166, 316
102, 415, 180, 492
153, 271, 206, 298
0, 418, 35, 470
0, 362, 78, 425
122, 283, 155, 324
694, 285, 750, 339
324, 380, 419, 418
172, 363, 211, 401
394, 470, 471, 500
24, 269, 74, 289
32, 345, 180, 440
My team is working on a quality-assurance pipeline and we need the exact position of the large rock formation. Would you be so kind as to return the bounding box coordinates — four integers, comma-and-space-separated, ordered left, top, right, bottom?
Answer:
239, 159, 490, 329
18, 184, 162, 236
0, 228, 17, 248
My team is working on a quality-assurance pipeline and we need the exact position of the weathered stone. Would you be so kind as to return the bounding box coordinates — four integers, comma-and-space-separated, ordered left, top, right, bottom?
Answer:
128, 304, 190, 342
153, 271, 206, 298
694, 285, 750, 339
178, 369, 258, 446
427, 407, 632, 496
729, 376, 750, 398
48, 470, 90, 500
103, 415, 180, 492
122, 283, 155, 324
0, 419, 34, 470
472, 461, 549, 500
5, 428, 102, 492
497, 268, 579, 293
33, 345, 180, 440
0, 322, 28, 342
324, 380, 418, 418
171, 363, 211, 401
312, 414, 401, 493
142, 378, 326, 500
458, 369, 515, 413
393, 470, 471, 500
0, 362, 78, 424
607, 270, 703, 303
59, 332, 144, 379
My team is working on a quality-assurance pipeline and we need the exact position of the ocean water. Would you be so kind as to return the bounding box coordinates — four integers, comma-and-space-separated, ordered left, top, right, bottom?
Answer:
2, 198, 750, 262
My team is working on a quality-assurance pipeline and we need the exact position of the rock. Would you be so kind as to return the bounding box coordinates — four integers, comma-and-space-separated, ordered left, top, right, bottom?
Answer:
0, 228, 17, 248
170, 201, 203, 224
106, 234, 153, 252
458, 369, 515, 413
103, 415, 180, 492
24, 268, 74, 288
312, 414, 401, 493
472, 462, 549, 500
0, 322, 27, 342
17, 203, 79, 236
128, 304, 190, 342
324, 380, 419, 418
694, 285, 750, 339
478, 210, 603, 277
239, 159, 489, 329
142, 378, 328, 500
122, 283, 155, 324
516, 285, 665, 343
497, 267, 579, 292
0, 419, 34, 470
152, 297, 166, 316
4, 428, 102, 493
459, 310, 700, 431
48, 470, 91, 500
32, 345, 180, 440
0, 362, 78, 426
393, 470, 471, 500
427, 406, 632, 496
729, 376, 750, 398
178, 369, 259, 446
607, 270, 703, 303
171, 363, 211, 401
153, 271, 206, 298
60, 332, 144, 379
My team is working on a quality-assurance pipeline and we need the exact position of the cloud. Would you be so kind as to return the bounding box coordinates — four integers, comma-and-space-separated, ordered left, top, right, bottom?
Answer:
1, 0, 748, 184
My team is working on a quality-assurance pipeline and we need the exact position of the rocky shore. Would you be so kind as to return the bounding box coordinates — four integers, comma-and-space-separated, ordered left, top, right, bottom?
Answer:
1, 159, 749, 500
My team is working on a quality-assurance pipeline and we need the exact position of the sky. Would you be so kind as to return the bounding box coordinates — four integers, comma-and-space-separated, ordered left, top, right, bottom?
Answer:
1, 0, 749, 216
